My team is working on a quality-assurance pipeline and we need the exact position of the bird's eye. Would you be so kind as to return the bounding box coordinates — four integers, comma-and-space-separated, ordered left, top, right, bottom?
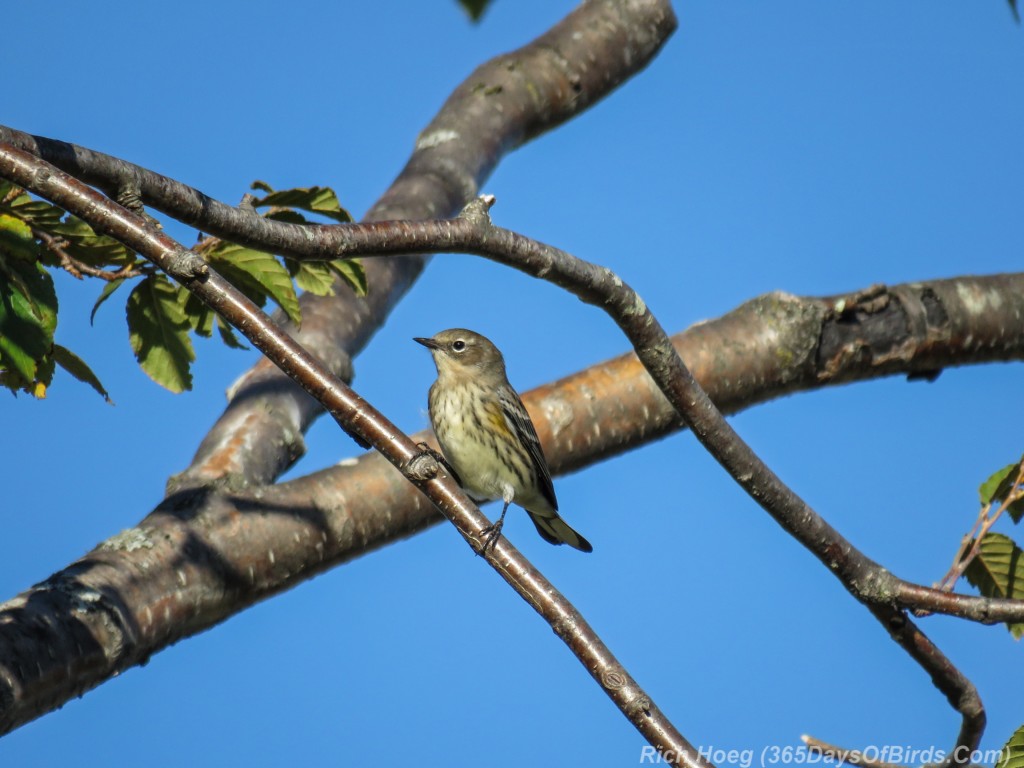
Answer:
452, 339, 466, 352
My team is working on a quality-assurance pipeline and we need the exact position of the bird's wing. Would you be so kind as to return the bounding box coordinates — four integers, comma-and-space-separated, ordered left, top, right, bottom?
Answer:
497, 388, 558, 511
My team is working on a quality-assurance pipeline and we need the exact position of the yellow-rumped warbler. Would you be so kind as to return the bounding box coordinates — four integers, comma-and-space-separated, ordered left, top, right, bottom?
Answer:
414, 329, 592, 553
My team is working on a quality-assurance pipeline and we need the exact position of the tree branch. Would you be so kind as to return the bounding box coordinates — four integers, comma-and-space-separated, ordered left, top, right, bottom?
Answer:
7, 132, 1018, 756
259, 196, 1000, 763
0, 0, 678, 489
4, 1, 1000, 759
0, 143, 706, 767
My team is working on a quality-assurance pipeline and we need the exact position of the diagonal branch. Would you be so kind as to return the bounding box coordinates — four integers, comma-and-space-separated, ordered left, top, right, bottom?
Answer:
271, 195, 993, 763
0, 0, 678, 489
1, 174, 1020, 742
6, 132, 1009, 760
0, 143, 706, 766
2, 1, 1000, 758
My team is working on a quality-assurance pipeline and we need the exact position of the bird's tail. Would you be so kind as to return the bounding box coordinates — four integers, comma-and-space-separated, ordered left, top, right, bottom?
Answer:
529, 512, 593, 553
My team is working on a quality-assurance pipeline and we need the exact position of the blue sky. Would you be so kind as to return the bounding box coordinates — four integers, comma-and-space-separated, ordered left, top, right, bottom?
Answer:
2, 2, 1023, 766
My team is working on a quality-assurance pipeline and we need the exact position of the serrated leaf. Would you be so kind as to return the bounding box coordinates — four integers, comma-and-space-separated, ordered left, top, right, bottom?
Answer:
285, 258, 336, 296
1009, 497, 1024, 525
126, 274, 195, 393
50, 217, 135, 269
995, 724, 1024, 768
264, 209, 309, 225
0, 257, 58, 333
330, 258, 367, 296
52, 344, 111, 403
963, 532, 1024, 639
0, 213, 39, 261
0, 259, 57, 382
0, 356, 53, 396
7, 195, 66, 230
980, 461, 1022, 506
90, 278, 127, 325
215, 315, 248, 350
458, 0, 492, 21
30, 346, 55, 398
250, 184, 352, 223
206, 243, 301, 324
0, 183, 65, 228
175, 285, 215, 337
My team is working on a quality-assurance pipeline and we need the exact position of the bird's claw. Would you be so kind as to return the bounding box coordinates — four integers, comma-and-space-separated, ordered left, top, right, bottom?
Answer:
477, 520, 504, 556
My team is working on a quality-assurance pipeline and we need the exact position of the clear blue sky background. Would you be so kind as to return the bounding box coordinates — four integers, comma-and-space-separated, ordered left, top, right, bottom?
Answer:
3, 2, 1023, 766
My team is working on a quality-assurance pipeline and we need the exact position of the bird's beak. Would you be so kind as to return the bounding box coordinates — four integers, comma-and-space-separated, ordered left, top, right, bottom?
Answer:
413, 337, 440, 350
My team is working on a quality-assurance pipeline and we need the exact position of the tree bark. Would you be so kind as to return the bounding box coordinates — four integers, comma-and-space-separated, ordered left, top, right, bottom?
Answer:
1, 273, 1021, 735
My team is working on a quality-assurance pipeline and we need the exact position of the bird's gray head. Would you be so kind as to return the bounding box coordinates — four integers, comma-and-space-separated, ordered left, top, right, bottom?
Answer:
414, 328, 506, 378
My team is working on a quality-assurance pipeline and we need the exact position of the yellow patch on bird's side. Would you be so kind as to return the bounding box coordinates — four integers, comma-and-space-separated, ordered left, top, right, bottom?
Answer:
484, 402, 513, 439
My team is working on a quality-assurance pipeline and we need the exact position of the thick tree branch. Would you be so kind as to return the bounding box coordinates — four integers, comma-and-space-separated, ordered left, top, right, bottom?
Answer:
2, 1, 999, 759
0, 144, 705, 766
0, 0, 678, 489
280, 200, 1024, 621
260, 197, 1001, 762
6, 134, 1018, 755
1, 179, 1019, 743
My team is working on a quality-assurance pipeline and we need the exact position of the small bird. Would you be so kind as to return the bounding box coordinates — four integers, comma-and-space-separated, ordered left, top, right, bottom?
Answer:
414, 329, 592, 553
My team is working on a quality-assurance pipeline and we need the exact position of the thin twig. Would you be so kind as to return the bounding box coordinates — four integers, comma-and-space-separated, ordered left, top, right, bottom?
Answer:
936, 513, 987, 592
0, 141, 706, 768
802, 735, 907, 768
35, 227, 145, 281
936, 462, 1024, 591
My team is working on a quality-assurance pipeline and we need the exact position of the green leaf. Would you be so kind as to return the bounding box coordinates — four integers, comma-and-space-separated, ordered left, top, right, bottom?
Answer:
52, 344, 112, 403
963, 532, 1024, 639
1009, 497, 1024, 525
0, 183, 66, 229
206, 243, 301, 324
250, 180, 274, 194
979, 461, 1022, 506
175, 285, 215, 338
282, 253, 366, 297
90, 278, 128, 325
285, 258, 336, 296
5, 192, 66, 230
996, 724, 1024, 768
458, 0, 492, 21
1010, 0, 1021, 24
0, 213, 40, 261
264, 209, 309, 225
249, 184, 352, 223
49, 217, 136, 269
215, 315, 248, 350
330, 258, 367, 296
11, 199, 65, 229
126, 274, 195, 393
30, 352, 55, 398
0, 258, 58, 383
172, 282, 249, 349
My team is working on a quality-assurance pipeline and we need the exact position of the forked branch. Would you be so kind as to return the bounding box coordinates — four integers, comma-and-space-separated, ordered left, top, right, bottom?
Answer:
0, 143, 706, 767
285, 194, 993, 764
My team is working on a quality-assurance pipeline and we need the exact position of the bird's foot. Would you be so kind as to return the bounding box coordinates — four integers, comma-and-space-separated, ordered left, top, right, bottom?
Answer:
477, 519, 505, 556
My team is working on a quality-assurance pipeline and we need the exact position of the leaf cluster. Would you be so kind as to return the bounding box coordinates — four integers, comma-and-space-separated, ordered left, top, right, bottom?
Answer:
0, 180, 365, 396
961, 458, 1024, 638
0, 182, 111, 400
